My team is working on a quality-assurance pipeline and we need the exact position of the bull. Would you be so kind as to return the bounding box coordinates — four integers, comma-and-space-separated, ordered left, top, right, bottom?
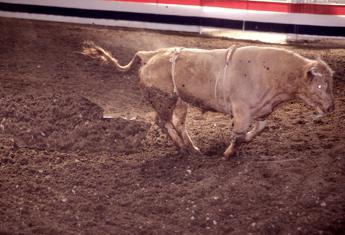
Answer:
82, 42, 334, 159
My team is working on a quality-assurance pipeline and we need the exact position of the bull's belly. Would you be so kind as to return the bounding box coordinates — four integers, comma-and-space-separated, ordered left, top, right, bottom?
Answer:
178, 92, 217, 112
140, 76, 233, 114
141, 79, 231, 115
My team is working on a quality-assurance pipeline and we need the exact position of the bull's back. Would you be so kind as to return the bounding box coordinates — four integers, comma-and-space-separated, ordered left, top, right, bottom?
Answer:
232, 46, 308, 76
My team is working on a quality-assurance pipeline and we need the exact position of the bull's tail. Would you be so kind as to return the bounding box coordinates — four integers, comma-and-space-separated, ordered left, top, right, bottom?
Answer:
82, 41, 158, 72
82, 41, 135, 72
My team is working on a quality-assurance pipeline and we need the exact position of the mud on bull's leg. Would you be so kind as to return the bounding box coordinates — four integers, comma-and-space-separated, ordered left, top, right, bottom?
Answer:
155, 112, 187, 153
164, 122, 187, 150
146, 87, 191, 154
172, 99, 201, 155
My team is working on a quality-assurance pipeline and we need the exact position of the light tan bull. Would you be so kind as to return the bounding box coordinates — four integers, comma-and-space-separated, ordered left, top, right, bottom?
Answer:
82, 42, 334, 159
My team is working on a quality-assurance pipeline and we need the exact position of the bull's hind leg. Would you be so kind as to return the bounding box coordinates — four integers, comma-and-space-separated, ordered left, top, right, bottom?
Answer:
172, 99, 201, 155
160, 120, 185, 150
145, 88, 188, 153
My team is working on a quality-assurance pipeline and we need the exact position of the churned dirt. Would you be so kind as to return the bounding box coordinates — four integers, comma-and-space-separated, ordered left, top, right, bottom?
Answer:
0, 18, 344, 235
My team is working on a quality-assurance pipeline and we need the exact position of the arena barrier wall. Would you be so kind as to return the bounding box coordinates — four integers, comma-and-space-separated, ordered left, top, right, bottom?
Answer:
0, 0, 344, 42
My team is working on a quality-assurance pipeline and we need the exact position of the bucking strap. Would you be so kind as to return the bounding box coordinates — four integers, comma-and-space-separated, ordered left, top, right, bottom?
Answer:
215, 45, 238, 113
169, 47, 183, 95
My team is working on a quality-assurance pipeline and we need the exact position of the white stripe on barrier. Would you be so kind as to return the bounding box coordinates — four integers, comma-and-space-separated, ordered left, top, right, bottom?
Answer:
1, 10, 345, 44
0, 0, 344, 27
0, 10, 201, 32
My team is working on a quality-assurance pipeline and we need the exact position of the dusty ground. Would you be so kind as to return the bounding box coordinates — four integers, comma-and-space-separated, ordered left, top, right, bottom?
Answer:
0, 18, 344, 235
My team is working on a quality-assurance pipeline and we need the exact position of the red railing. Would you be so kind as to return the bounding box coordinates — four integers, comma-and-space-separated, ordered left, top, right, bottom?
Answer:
112, 0, 345, 15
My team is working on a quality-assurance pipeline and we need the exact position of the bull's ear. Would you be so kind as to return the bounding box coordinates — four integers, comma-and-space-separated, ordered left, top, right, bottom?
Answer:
311, 67, 322, 76
307, 70, 314, 82
305, 62, 320, 82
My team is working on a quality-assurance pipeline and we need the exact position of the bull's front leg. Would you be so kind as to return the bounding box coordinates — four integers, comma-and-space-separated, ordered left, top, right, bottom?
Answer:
223, 105, 251, 159
245, 120, 267, 142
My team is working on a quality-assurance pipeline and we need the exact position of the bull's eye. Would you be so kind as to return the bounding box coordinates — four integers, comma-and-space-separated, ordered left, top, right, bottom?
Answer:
317, 85, 322, 89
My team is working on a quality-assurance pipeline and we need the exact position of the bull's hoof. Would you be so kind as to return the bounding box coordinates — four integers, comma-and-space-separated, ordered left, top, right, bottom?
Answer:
223, 151, 236, 160
189, 147, 202, 156
179, 146, 202, 156
222, 155, 231, 161
187, 144, 202, 154
178, 148, 189, 156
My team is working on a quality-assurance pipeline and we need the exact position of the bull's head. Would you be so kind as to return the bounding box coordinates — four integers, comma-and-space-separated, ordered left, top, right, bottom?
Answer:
298, 59, 335, 117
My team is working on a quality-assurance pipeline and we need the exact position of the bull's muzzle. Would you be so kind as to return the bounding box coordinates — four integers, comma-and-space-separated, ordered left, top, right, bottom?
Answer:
315, 102, 334, 119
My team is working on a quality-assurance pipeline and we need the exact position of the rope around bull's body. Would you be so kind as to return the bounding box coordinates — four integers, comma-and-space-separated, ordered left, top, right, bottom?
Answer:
215, 45, 237, 114
170, 47, 184, 96
169, 46, 237, 113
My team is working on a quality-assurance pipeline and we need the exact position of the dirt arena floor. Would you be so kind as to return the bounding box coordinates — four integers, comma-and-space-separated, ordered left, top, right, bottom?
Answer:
0, 17, 344, 235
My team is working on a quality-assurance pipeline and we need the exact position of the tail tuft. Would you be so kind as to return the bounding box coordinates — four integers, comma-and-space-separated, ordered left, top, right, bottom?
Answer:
81, 41, 153, 72
81, 41, 114, 64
